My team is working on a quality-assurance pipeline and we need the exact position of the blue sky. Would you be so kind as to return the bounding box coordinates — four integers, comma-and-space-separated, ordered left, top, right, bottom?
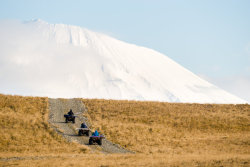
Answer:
0, 0, 250, 101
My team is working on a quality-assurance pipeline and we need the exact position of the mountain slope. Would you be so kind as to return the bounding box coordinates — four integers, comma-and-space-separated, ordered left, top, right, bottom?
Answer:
0, 19, 247, 103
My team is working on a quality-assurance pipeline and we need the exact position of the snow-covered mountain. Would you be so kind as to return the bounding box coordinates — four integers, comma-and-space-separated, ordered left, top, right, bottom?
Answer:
0, 19, 247, 103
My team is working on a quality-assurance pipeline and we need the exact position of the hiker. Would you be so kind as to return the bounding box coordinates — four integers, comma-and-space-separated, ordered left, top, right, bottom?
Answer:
68, 109, 74, 116
92, 130, 99, 136
81, 122, 88, 128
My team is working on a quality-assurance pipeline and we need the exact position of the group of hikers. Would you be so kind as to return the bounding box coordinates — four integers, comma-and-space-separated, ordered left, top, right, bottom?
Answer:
67, 109, 100, 136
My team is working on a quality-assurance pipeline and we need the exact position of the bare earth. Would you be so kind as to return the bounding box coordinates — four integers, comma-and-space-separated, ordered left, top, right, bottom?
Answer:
48, 98, 131, 154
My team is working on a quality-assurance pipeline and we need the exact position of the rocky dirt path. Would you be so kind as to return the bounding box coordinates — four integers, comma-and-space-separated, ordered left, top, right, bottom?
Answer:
48, 98, 131, 154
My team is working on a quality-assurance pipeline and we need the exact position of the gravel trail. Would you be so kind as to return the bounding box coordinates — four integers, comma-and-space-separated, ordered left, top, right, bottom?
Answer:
48, 98, 131, 154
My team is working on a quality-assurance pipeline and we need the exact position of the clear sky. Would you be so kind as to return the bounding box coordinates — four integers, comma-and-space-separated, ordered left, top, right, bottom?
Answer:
0, 0, 249, 101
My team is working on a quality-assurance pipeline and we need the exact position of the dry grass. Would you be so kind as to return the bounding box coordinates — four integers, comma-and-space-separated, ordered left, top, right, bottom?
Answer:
1, 154, 249, 167
0, 94, 89, 157
0, 94, 249, 166
82, 99, 250, 155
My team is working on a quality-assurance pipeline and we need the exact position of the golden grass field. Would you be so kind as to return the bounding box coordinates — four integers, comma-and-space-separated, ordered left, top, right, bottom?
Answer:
82, 99, 250, 155
0, 94, 89, 158
1, 94, 250, 166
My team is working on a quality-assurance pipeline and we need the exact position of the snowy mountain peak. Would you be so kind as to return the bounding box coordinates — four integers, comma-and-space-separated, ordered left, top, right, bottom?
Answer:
29, 18, 45, 23
23, 18, 48, 25
0, 20, 248, 104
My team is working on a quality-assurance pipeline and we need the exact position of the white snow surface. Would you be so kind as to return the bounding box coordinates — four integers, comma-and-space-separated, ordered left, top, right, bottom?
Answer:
0, 19, 247, 103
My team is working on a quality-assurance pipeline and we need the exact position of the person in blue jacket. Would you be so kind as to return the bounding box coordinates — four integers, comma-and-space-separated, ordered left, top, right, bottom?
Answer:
92, 130, 99, 136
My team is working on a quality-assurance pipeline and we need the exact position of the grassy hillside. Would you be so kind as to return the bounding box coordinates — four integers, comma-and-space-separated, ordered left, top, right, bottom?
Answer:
0, 94, 89, 157
83, 99, 250, 155
0, 94, 249, 166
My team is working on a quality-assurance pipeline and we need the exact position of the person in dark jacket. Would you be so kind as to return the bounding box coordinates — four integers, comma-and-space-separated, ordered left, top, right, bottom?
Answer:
81, 122, 88, 128
68, 109, 74, 116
